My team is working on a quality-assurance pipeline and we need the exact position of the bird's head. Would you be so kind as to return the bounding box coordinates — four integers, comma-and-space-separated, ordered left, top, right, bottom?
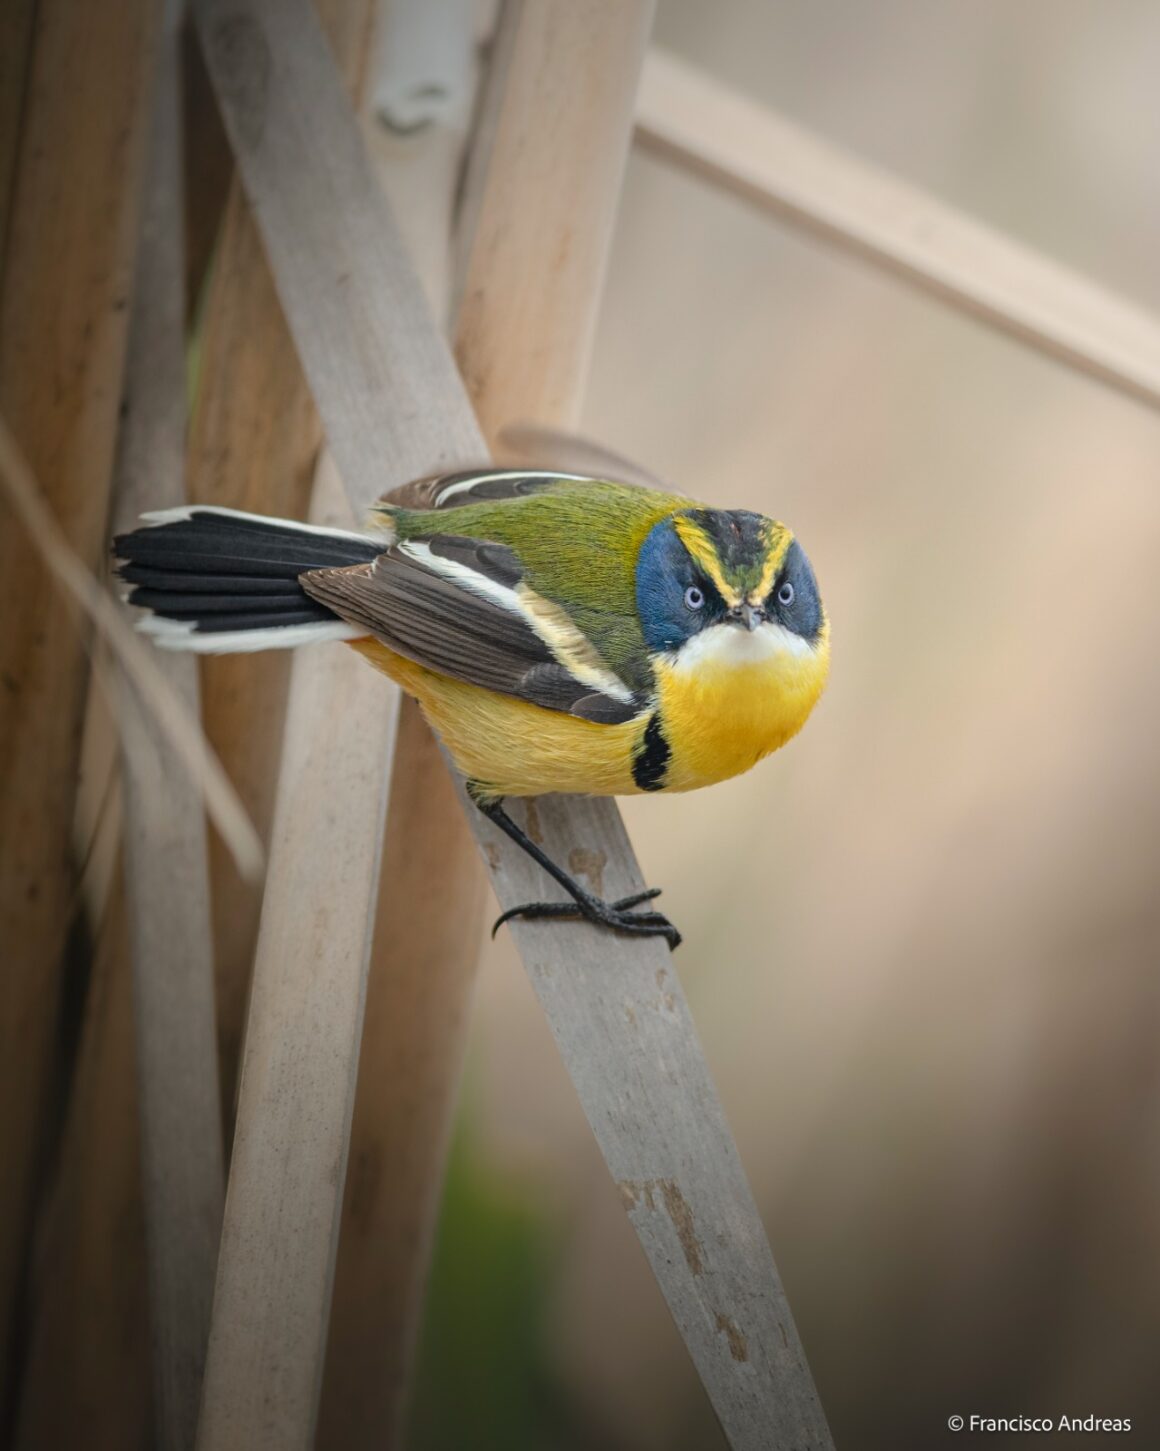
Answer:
635, 508, 830, 728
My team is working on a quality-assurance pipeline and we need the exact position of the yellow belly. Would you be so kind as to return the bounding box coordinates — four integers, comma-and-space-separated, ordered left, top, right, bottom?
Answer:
351, 639, 642, 796
351, 621, 828, 798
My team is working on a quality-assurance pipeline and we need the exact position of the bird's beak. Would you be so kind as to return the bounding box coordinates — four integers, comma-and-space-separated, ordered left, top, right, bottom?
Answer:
729, 603, 764, 632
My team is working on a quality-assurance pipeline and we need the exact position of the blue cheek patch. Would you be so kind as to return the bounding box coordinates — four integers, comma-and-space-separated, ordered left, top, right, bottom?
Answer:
775, 538, 823, 642
635, 520, 701, 653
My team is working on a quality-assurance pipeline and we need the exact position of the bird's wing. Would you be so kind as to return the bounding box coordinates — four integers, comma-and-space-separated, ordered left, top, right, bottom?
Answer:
376, 468, 601, 512
300, 533, 644, 725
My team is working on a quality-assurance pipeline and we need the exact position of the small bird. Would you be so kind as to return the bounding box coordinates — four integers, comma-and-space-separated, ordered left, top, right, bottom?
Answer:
115, 470, 830, 948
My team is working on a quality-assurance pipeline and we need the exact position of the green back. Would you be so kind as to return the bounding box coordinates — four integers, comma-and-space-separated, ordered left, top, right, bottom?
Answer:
391, 479, 692, 691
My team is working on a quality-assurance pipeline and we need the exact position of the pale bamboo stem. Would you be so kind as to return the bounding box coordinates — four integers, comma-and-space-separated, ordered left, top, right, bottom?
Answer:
317, 14, 488, 1441
456, 0, 657, 435
319, 695, 488, 1450
187, 0, 375, 1138
113, 11, 225, 1447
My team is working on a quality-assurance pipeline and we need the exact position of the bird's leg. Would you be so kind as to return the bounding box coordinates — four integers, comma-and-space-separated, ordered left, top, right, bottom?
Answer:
470, 791, 681, 951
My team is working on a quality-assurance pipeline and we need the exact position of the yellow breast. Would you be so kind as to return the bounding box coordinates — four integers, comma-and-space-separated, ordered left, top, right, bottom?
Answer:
350, 618, 828, 799
652, 620, 830, 792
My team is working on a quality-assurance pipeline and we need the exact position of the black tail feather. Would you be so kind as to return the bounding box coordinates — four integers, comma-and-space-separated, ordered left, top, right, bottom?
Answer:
118, 566, 306, 595
114, 508, 383, 641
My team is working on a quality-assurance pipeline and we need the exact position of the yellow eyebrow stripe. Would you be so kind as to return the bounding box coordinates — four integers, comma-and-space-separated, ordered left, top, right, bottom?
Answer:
673, 514, 793, 605
672, 515, 741, 606
752, 526, 792, 602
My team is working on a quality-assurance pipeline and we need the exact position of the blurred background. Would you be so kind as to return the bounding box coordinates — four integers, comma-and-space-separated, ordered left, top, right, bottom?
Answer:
412, 2, 1160, 1448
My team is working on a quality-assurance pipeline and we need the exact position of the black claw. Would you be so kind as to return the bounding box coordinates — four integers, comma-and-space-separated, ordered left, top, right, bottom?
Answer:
491, 899, 576, 935
610, 887, 663, 910
475, 792, 681, 950
490, 893, 681, 950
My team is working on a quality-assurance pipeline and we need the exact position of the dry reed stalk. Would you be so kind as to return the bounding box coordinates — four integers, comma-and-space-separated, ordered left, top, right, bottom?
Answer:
454, 0, 657, 430
112, 9, 224, 1445
0, 0, 157, 1417
316, 16, 489, 1445
13, 879, 153, 1451
187, 0, 375, 1138
319, 3, 659, 1443
638, 48, 1160, 413
318, 693, 487, 1450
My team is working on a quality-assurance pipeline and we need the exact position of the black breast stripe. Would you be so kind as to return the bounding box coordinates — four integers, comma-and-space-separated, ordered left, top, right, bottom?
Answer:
632, 713, 670, 791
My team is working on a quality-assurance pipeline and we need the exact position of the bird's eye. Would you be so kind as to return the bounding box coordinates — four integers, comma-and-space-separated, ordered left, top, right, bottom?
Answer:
777, 581, 795, 607
684, 585, 704, 611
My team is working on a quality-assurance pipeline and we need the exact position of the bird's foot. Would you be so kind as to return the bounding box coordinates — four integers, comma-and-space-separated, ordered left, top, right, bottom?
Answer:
493, 886, 682, 951
471, 793, 682, 950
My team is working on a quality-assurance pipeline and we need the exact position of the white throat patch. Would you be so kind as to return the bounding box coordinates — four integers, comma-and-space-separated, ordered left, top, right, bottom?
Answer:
668, 620, 814, 672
